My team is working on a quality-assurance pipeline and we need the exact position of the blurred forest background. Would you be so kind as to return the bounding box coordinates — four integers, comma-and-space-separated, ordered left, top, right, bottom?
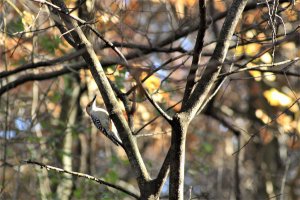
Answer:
1, 0, 300, 199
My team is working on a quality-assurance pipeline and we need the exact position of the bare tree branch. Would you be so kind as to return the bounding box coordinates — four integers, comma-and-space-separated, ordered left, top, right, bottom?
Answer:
50, 0, 151, 187
0, 48, 86, 79
1, 1, 290, 84
22, 160, 139, 199
0, 63, 86, 97
182, 0, 206, 106
107, 78, 134, 131
219, 57, 300, 78
181, 0, 249, 118
169, 1, 249, 199
134, 77, 173, 123
134, 101, 182, 135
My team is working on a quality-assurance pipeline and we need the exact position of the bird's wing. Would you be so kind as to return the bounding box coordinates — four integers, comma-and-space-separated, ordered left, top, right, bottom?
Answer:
90, 114, 120, 146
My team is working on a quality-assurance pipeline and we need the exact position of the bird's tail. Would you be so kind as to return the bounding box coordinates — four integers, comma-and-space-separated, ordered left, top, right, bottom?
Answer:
111, 122, 122, 146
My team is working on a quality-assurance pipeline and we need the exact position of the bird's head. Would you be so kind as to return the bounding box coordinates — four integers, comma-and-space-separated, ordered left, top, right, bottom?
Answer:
86, 95, 97, 115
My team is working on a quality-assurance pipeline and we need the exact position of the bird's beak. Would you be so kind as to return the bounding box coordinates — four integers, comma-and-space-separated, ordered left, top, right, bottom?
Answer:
92, 95, 97, 103
91, 95, 97, 108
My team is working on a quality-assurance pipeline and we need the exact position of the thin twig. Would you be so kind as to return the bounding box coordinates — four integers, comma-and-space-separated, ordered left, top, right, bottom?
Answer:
233, 97, 300, 155
134, 101, 181, 135
137, 80, 173, 123
126, 53, 189, 96
219, 57, 300, 78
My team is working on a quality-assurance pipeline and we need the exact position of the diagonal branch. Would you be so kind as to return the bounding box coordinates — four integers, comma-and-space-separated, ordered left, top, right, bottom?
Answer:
23, 160, 139, 199
36, 0, 128, 64
126, 53, 189, 96
135, 77, 173, 124
77, 24, 151, 184
154, 147, 171, 190
108, 78, 134, 131
134, 100, 181, 135
50, 0, 151, 186
182, 0, 206, 106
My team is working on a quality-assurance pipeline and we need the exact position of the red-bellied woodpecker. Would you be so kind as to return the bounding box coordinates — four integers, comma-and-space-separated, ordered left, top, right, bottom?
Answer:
86, 95, 122, 146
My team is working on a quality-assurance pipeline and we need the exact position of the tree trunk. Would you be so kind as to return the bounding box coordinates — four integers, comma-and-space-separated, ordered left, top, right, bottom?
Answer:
169, 113, 189, 200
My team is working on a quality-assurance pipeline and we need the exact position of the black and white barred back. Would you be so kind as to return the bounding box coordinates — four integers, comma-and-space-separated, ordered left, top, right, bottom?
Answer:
90, 114, 121, 146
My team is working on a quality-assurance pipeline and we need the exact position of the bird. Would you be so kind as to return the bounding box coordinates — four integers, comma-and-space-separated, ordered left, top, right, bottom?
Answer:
86, 95, 122, 146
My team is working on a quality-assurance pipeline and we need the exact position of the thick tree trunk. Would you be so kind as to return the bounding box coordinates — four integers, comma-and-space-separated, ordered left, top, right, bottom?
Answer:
139, 181, 161, 200
169, 113, 189, 200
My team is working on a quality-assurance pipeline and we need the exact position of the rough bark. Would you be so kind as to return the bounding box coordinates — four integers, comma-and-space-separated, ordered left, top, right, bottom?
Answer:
169, 113, 189, 200
172, 0, 249, 199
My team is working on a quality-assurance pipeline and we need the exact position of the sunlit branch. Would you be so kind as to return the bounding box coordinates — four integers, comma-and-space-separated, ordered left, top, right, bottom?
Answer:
182, 0, 206, 106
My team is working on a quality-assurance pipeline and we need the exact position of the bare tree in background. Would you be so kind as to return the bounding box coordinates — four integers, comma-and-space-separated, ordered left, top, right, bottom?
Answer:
1, 0, 300, 199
